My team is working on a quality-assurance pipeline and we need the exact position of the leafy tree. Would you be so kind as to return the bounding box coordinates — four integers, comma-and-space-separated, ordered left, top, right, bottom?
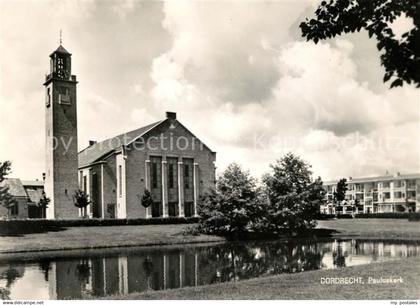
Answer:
73, 189, 90, 218
333, 178, 348, 204
262, 153, 326, 233
197, 163, 261, 235
300, 0, 420, 88
139, 189, 153, 209
38, 191, 50, 218
0, 161, 16, 214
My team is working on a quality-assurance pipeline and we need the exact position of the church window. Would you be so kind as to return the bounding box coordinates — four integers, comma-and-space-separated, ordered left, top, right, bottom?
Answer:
118, 165, 122, 197
57, 58, 64, 78
184, 164, 190, 189
46, 88, 51, 107
168, 164, 174, 189
152, 163, 158, 189
83, 176, 87, 193
79, 172, 83, 189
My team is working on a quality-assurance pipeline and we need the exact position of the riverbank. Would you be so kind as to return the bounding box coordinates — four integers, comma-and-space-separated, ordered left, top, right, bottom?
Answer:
0, 219, 419, 254
0, 224, 223, 254
110, 256, 420, 300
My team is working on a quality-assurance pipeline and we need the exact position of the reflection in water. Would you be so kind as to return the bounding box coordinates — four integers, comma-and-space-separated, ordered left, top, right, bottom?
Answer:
0, 239, 419, 299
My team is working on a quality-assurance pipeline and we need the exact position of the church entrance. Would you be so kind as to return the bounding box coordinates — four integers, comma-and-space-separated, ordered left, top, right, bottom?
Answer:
151, 202, 162, 217
168, 202, 178, 217
184, 202, 194, 217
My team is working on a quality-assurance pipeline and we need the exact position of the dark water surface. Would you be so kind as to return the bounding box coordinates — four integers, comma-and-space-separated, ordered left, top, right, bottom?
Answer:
0, 239, 419, 299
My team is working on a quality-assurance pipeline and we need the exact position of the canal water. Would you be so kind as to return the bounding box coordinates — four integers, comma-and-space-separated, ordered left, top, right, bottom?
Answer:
0, 239, 419, 299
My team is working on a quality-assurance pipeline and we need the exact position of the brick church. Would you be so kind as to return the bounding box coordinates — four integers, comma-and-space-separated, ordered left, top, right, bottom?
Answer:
44, 44, 216, 219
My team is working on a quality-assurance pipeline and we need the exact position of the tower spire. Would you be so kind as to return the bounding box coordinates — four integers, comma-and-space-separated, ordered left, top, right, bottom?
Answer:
59, 29, 62, 45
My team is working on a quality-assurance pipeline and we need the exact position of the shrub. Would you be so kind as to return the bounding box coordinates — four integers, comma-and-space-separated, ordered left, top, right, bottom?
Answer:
139, 189, 153, 208
198, 163, 263, 235
336, 214, 353, 219
261, 153, 326, 233
408, 213, 420, 222
315, 213, 336, 220
182, 224, 201, 236
0, 217, 199, 236
355, 213, 411, 219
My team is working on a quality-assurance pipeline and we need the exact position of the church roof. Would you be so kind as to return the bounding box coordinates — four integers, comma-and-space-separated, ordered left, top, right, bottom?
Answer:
50, 45, 71, 56
78, 120, 163, 168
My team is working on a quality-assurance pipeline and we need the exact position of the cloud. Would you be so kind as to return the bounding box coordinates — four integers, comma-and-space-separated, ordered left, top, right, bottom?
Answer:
0, 0, 418, 182
149, 2, 419, 179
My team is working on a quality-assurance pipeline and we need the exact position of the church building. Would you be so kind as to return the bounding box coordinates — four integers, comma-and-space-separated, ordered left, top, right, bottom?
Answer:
44, 44, 216, 219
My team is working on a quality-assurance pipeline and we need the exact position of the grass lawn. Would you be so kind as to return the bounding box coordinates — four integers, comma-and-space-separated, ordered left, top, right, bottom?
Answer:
111, 256, 420, 300
0, 224, 223, 254
317, 218, 420, 240
0, 219, 419, 254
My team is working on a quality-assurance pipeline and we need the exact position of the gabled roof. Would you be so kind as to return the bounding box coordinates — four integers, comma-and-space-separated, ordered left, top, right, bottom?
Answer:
0, 178, 27, 197
78, 120, 163, 168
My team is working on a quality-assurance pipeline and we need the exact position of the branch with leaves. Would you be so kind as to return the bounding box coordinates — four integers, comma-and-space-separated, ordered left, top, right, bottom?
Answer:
0, 161, 16, 210
300, 0, 419, 88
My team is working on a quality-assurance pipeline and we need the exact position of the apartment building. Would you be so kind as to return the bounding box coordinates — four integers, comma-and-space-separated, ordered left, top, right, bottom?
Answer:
321, 173, 420, 215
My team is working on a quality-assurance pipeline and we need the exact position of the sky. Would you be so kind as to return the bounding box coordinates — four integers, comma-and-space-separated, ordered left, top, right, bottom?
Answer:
0, 0, 419, 182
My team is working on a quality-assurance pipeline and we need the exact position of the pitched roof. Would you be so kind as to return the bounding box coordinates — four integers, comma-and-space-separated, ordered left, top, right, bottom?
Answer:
26, 188, 44, 204
50, 44, 71, 56
0, 178, 27, 197
21, 180, 44, 187
78, 120, 163, 168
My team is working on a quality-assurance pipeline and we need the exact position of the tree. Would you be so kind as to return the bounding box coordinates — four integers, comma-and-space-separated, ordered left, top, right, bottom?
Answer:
139, 189, 153, 209
197, 163, 262, 235
300, 0, 420, 88
333, 178, 348, 204
262, 153, 326, 233
73, 190, 90, 218
0, 161, 16, 215
38, 191, 50, 218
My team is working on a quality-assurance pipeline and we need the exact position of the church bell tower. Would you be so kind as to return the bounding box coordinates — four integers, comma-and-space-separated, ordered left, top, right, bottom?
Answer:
43, 43, 79, 219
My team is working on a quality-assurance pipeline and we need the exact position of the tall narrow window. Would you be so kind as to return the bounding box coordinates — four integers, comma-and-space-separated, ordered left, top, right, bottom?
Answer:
46, 88, 51, 107
152, 163, 157, 189
118, 165, 122, 197
79, 172, 83, 189
168, 164, 174, 189
83, 176, 87, 193
184, 164, 190, 189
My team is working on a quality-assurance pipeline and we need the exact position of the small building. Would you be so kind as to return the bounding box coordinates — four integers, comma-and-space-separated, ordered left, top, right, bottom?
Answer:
321, 173, 420, 215
77, 111, 216, 219
0, 179, 45, 219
